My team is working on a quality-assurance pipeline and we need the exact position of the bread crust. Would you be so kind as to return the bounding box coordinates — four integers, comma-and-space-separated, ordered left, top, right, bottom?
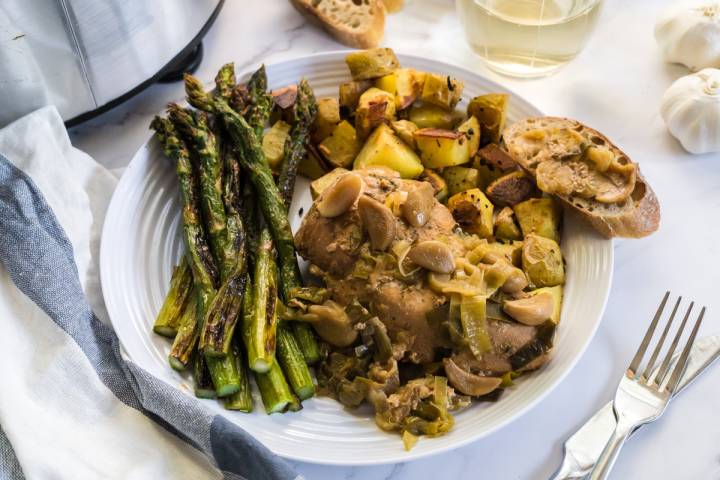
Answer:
503, 117, 660, 238
289, 0, 386, 49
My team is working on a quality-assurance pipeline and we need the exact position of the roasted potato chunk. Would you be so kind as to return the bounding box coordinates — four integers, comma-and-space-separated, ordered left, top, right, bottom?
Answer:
319, 120, 362, 168
467, 93, 509, 146
473, 143, 517, 189
375, 73, 396, 97
345, 48, 400, 80
484, 241, 523, 268
375, 68, 425, 110
475, 164, 504, 191
458, 115, 481, 157
339, 80, 373, 114
475, 143, 516, 171
355, 87, 396, 138
522, 234, 564, 287
442, 166, 480, 197
421, 73, 464, 110
467, 240, 523, 267
486, 171, 536, 207
487, 241, 523, 267
262, 120, 292, 170
311, 168, 349, 199
494, 207, 522, 241
312, 97, 341, 143
390, 120, 418, 149
408, 103, 463, 130
353, 124, 424, 178
448, 188, 494, 238
415, 128, 471, 168
271, 85, 297, 110
298, 144, 330, 180
417, 169, 448, 202
513, 197, 562, 242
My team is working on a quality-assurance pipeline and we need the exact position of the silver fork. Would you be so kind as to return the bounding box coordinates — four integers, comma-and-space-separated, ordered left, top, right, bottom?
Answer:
589, 292, 705, 480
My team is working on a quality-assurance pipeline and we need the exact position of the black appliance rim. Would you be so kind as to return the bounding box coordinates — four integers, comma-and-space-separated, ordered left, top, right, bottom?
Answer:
65, 0, 225, 128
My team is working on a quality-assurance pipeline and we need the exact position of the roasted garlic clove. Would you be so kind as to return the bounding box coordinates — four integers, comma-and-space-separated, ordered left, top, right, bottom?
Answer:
316, 172, 363, 218
304, 301, 358, 347
401, 182, 435, 227
443, 358, 502, 397
501, 267, 529, 294
358, 195, 396, 251
407, 240, 454, 274
503, 292, 554, 326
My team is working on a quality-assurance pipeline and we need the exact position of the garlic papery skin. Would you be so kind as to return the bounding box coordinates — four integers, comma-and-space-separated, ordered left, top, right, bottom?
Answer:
655, 3, 720, 71
660, 68, 720, 154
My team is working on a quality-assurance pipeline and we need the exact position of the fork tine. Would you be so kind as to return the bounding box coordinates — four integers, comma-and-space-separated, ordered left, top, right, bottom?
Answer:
654, 301, 694, 387
628, 291, 670, 377
641, 296, 681, 381
663, 307, 705, 393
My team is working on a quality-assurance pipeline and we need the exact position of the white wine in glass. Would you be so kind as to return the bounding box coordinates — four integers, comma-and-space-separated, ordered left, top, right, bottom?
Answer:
456, 0, 603, 78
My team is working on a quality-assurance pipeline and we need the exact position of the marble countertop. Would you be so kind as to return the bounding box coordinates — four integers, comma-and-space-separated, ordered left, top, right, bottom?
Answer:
70, 0, 720, 478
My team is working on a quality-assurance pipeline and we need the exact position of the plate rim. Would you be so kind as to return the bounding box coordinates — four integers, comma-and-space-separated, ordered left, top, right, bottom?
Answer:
100, 50, 614, 465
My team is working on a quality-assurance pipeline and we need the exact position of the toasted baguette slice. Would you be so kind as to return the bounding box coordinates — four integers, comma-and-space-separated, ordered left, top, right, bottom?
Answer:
503, 117, 660, 238
289, 0, 386, 49
381, 0, 404, 12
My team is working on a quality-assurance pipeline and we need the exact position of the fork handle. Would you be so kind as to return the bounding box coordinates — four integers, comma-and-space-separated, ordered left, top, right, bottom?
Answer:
588, 415, 634, 480
548, 451, 587, 480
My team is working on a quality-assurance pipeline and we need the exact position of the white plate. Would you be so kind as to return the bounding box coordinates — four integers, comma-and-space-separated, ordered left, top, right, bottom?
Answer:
100, 52, 613, 465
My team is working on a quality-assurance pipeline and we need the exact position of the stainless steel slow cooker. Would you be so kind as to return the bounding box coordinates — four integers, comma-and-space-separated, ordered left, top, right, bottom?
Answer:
0, 0, 224, 126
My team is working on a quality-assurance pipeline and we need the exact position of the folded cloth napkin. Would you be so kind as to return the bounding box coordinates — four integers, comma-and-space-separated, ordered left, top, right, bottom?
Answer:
0, 106, 299, 480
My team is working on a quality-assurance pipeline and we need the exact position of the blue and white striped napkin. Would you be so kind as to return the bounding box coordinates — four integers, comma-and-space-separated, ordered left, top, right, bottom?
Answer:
0, 106, 298, 480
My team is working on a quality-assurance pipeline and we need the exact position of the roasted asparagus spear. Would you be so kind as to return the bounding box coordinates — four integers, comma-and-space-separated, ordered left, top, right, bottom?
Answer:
168, 104, 236, 281
243, 228, 278, 373
193, 352, 217, 399
274, 78, 322, 365
245, 65, 273, 139
239, 70, 321, 370
277, 326, 315, 400
150, 117, 218, 370
214, 62, 236, 102
240, 192, 293, 409
241, 188, 314, 398
150, 116, 218, 296
209, 338, 242, 397
217, 68, 244, 257
152, 257, 193, 338
255, 361, 295, 414
224, 338, 254, 412
193, 65, 252, 358
201, 268, 247, 357
199, 144, 248, 357
278, 78, 317, 210
168, 288, 199, 371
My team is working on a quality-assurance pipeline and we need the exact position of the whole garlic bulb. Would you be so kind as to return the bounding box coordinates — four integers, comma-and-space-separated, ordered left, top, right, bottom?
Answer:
655, 3, 720, 71
660, 68, 720, 154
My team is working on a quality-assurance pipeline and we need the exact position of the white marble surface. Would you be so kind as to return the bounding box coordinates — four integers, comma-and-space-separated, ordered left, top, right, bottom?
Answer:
70, 1, 720, 478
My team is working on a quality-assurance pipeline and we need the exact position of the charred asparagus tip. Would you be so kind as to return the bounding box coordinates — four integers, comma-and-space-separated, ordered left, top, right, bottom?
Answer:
215, 63, 236, 101
184, 73, 217, 113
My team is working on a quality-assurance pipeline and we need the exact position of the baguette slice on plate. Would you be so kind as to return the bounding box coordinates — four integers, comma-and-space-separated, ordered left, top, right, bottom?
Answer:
289, 0, 386, 48
503, 117, 660, 238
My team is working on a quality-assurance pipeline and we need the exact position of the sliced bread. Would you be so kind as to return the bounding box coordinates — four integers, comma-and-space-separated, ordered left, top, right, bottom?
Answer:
503, 117, 660, 238
381, 0, 404, 12
289, 0, 386, 49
